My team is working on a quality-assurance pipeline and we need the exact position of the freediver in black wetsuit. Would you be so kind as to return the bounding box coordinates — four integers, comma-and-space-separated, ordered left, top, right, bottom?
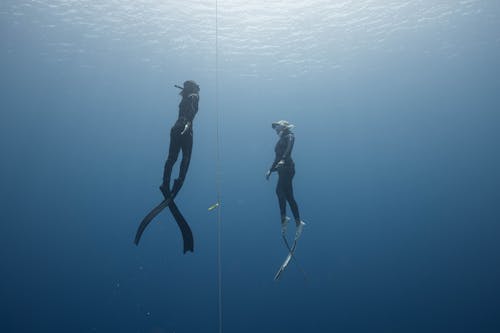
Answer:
134, 80, 199, 253
266, 120, 306, 239
160, 80, 200, 198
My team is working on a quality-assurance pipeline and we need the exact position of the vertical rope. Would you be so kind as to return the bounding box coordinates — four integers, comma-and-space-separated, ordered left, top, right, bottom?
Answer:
215, 1, 223, 333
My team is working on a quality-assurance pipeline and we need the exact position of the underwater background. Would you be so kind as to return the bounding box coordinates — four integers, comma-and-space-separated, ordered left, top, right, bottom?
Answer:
1, 1, 500, 332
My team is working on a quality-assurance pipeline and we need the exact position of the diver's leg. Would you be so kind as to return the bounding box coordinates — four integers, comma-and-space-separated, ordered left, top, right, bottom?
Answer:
161, 128, 182, 196
172, 132, 193, 196
284, 167, 301, 224
178, 132, 193, 181
276, 172, 288, 219
284, 167, 305, 239
276, 171, 291, 234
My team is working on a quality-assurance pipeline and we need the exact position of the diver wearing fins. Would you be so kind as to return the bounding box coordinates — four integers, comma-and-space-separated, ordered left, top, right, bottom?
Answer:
134, 80, 199, 253
161, 80, 200, 198
266, 120, 306, 239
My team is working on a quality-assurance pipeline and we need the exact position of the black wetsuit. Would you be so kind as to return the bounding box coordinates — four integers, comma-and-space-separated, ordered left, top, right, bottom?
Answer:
162, 92, 199, 194
270, 130, 300, 221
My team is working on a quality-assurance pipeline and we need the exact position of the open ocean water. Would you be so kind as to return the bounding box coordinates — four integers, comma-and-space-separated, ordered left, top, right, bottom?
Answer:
1, 1, 500, 332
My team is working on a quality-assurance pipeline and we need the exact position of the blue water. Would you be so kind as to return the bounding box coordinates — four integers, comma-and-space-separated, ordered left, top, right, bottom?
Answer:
1, 1, 500, 332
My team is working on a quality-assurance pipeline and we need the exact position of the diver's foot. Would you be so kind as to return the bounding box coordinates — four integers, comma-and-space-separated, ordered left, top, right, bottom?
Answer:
295, 220, 306, 240
281, 216, 290, 236
159, 184, 170, 199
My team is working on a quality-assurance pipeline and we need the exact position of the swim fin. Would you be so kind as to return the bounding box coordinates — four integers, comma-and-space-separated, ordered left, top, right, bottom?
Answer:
168, 200, 193, 253
134, 186, 193, 253
134, 197, 173, 246
274, 236, 297, 280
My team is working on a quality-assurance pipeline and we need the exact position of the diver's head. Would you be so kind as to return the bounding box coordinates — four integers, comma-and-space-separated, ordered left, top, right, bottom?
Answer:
272, 120, 294, 135
181, 80, 200, 96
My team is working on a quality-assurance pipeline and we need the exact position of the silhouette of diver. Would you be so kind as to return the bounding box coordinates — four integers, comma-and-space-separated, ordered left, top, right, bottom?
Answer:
266, 120, 305, 239
134, 80, 200, 253
160, 80, 200, 199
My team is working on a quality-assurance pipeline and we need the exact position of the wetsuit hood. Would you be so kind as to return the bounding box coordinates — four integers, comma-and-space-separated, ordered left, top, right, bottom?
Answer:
183, 80, 200, 93
174, 80, 200, 96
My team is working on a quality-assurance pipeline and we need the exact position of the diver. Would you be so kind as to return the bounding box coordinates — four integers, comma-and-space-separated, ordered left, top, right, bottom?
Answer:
134, 80, 199, 253
266, 120, 306, 239
160, 80, 200, 198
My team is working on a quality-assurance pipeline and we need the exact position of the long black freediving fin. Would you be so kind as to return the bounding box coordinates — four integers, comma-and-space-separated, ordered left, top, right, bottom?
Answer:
134, 184, 193, 253
134, 197, 173, 246
164, 179, 193, 252
168, 200, 193, 253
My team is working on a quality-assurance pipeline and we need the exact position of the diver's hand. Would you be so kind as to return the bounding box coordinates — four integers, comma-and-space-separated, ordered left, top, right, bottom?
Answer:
265, 170, 271, 180
181, 122, 190, 135
277, 160, 285, 168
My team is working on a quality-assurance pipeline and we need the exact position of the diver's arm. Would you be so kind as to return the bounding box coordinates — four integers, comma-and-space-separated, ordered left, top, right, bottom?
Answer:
269, 156, 280, 172
187, 93, 199, 120
280, 133, 294, 161
266, 156, 280, 180
270, 134, 293, 169
180, 94, 198, 135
